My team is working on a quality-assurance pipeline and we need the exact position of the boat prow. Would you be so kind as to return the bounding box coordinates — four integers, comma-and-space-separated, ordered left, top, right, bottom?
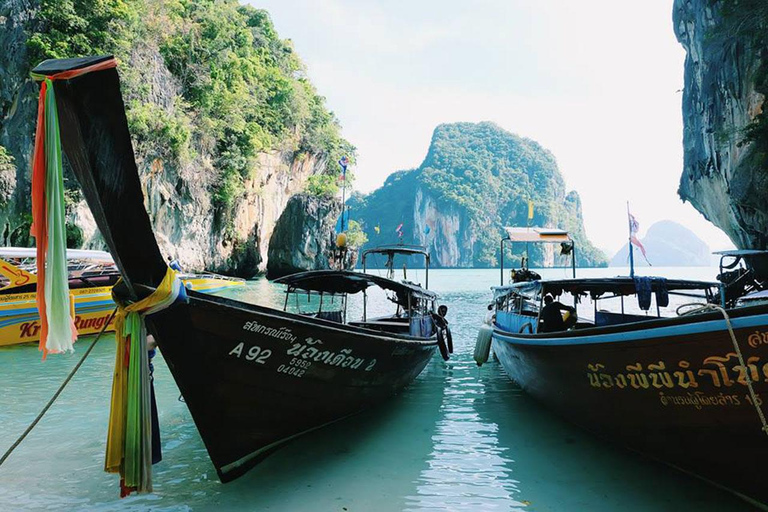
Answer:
33, 55, 443, 483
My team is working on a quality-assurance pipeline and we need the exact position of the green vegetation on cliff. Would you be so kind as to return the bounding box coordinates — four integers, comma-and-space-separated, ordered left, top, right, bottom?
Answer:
0, 145, 16, 208
349, 122, 607, 268
26, 0, 353, 216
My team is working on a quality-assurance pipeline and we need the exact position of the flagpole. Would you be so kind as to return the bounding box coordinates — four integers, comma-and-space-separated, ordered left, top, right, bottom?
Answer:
627, 201, 635, 278
341, 182, 346, 232
339, 157, 348, 232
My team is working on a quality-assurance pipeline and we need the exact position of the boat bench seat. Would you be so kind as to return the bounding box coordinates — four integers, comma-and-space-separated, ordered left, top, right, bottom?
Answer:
595, 310, 652, 327
348, 320, 411, 334
315, 311, 343, 323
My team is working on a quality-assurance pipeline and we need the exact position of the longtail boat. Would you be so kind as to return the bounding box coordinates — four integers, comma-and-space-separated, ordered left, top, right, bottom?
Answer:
32, 55, 445, 483
0, 248, 243, 347
483, 227, 768, 507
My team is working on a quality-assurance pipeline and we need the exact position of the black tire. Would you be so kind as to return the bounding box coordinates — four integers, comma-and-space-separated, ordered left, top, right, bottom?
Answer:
436, 328, 450, 361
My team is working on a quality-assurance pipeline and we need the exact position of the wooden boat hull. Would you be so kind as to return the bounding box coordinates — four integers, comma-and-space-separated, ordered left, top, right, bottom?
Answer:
492, 305, 768, 505
148, 291, 437, 482
33, 56, 440, 483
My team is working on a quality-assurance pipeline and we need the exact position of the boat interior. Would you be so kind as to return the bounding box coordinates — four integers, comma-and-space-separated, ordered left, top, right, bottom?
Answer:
493, 277, 721, 334
274, 270, 436, 338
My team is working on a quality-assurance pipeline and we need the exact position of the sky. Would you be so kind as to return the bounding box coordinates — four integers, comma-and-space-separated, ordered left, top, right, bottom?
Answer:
249, 0, 734, 257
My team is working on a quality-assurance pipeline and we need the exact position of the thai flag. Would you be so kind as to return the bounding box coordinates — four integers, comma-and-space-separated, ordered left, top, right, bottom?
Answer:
628, 211, 650, 263
338, 156, 349, 181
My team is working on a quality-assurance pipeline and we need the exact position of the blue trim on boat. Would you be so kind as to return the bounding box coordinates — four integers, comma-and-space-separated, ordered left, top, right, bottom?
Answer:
0, 314, 39, 328
0, 308, 39, 317
493, 312, 768, 346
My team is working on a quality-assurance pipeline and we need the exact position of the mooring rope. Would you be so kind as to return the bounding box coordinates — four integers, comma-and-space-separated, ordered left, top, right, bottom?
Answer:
678, 303, 768, 436
0, 307, 118, 468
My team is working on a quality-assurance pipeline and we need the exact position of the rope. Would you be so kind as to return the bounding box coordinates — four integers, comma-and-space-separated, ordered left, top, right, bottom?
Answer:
0, 307, 118, 468
679, 303, 768, 436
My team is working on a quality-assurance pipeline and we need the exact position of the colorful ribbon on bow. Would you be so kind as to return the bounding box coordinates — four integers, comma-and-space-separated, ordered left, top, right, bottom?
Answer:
105, 267, 185, 496
30, 58, 118, 359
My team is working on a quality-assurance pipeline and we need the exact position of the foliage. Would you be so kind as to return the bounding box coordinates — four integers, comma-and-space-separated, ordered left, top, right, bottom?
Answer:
349, 122, 607, 268
26, 0, 354, 219
345, 220, 367, 248
8, 215, 31, 247
0, 146, 16, 207
126, 99, 192, 161
305, 174, 339, 198
156, 1, 353, 210
0, 146, 15, 171
26, 0, 134, 64
65, 222, 84, 248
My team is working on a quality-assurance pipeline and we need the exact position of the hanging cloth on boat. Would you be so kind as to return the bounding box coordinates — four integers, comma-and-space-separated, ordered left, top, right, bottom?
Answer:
655, 277, 669, 308
30, 58, 118, 359
634, 276, 652, 311
105, 267, 185, 496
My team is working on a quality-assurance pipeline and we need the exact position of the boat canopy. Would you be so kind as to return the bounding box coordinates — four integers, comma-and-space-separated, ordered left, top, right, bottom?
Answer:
493, 277, 719, 300
361, 244, 431, 289
503, 227, 571, 243
275, 270, 436, 300
0, 247, 114, 262
362, 244, 430, 260
713, 249, 768, 256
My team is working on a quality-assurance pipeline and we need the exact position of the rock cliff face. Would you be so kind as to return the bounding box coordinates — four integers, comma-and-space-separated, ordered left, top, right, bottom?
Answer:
139, 148, 323, 277
0, 0, 346, 277
349, 122, 607, 268
0, 0, 38, 245
610, 220, 711, 267
266, 194, 343, 278
674, 0, 768, 248
412, 188, 475, 267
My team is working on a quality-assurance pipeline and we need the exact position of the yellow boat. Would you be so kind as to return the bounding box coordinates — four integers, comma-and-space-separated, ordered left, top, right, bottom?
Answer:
0, 249, 245, 347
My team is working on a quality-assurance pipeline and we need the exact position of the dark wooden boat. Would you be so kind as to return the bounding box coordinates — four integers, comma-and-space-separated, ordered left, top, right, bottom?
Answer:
34, 55, 444, 482
487, 228, 768, 507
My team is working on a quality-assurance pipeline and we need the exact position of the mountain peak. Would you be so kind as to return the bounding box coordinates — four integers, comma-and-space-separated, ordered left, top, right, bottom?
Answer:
610, 220, 711, 267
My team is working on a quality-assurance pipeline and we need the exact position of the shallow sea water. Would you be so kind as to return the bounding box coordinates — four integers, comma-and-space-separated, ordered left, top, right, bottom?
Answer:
0, 267, 759, 511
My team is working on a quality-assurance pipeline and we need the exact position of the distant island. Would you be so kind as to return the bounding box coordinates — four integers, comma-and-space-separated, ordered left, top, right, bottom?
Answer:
610, 220, 711, 267
348, 122, 607, 268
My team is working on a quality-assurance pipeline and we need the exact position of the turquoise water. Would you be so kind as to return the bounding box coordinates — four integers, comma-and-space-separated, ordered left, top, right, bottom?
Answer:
0, 268, 758, 511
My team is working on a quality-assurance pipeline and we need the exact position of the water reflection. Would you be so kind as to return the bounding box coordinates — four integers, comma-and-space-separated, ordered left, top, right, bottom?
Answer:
406, 360, 525, 512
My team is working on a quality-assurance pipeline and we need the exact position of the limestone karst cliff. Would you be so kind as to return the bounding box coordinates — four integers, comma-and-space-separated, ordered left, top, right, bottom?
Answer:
0, 0, 352, 277
267, 194, 344, 279
348, 122, 607, 268
674, 0, 768, 249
